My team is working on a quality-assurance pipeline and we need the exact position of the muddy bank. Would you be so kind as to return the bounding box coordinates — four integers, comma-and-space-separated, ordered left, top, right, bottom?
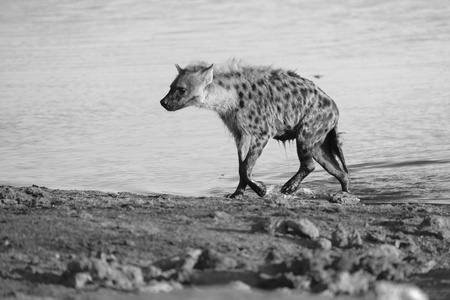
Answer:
0, 185, 449, 300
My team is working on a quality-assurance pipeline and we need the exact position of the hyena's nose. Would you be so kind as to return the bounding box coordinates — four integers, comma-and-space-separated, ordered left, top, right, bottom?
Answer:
160, 98, 170, 110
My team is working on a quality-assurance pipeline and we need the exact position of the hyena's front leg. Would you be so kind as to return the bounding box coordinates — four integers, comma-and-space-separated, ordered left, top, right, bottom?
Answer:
226, 134, 250, 198
226, 164, 247, 198
227, 135, 269, 198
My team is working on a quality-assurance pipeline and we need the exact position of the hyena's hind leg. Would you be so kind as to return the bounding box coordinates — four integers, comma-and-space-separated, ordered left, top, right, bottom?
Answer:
227, 134, 269, 198
313, 129, 350, 192
280, 141, 316, 195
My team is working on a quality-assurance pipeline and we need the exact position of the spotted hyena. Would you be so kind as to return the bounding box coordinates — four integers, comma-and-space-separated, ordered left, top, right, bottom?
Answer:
160, 60, 350, 198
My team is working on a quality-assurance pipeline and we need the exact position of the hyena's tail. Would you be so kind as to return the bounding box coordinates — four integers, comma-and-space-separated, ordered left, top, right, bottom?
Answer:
328, 127, 349, 174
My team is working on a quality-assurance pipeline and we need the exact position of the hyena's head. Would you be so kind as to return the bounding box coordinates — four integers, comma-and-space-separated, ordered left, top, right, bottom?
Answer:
160, 63, 214, 111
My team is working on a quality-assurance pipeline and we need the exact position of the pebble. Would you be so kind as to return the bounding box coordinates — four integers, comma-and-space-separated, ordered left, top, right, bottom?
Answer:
195, 248, 238, 270
229, 280, 251, 291
274, 218, 320, 239
331, 223, 348, 247
315, 238, 332, 250
70, 272, 92, 289
367, 229, 387, 243
368, 244, 402, 259
139, 280, 182, 294
375, 281, 429, 300
329, 270, 371, 295
213, 211, 233, 222
65, 254, 144, 290
330, 192, 360, 204
348, 229, 363, 247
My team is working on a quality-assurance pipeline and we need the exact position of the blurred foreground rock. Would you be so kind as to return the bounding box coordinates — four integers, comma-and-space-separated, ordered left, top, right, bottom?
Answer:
417, 215, 450, 240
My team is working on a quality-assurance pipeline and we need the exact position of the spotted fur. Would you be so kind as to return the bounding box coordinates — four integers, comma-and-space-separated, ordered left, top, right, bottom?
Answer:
160, 60, 350, 197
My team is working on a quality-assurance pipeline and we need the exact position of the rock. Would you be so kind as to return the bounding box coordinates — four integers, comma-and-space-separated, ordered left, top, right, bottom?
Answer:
329, 270, 372, 295
290, 256, 315, 276
152, 248, 202, 282
417, 260, 436, 274
117, 265, 144, 286
295, 188, 316, 198
375, 281, 429, 300
66, 257, 93, 273
403, 256, 437, 275
10, 252, 30, 261
417, 215, 450, 240
330, 192, 360, 204
368, 244, 402, 260
0, 185, 53, 206
2, 237, 11, 248
65, 255, 145, 290
265, 195, 291, 207
213, 211, 233, 222
367, 229, 387, 243
258, 262, 289, 276
331, 223, 348, 247
76, 210, 94, 220
142, 265, 162, 281
251, 218, 273, 233
123, 239, 136, 247
251, 217, 320, 240
229, 280, 251, 291
69, 272, 92, 289
315, 238, 332, 250
332, 254, 355, 272
30, 255, 40, 265
274, 218, 320, 240
0, 187, 17, 205
152, 249, 202, 272
258, 272, 296, 289
358, 246, 411, 281
139, 280, 183, 294
90, 258, 112, 280
190, 269, 259, 287
392, 232, 417, 251
348, 229, 363, 247
264, 246, 283, 263
194, 248, 238, 270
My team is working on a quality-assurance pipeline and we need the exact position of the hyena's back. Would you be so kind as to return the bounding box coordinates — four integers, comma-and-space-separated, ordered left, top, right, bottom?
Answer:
219, 66, 340, 148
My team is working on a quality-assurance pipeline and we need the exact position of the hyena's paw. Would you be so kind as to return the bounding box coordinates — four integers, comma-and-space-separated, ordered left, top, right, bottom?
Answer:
252, 181, 267, 197
225, 190, 245, 199
280, 181, 300, 195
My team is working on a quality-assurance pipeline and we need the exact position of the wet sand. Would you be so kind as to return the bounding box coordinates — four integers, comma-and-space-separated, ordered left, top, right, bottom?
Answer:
0, 185, 449, 299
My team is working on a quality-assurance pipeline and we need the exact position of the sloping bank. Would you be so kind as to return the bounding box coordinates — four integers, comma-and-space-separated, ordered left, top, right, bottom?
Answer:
0, 185, 449, 300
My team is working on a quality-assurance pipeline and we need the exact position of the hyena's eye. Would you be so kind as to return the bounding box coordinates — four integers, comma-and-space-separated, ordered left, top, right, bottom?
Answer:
177, 87, 186, 95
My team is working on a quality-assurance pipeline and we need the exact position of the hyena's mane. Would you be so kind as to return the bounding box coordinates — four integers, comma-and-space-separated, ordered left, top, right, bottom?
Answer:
185, 59, 277, 80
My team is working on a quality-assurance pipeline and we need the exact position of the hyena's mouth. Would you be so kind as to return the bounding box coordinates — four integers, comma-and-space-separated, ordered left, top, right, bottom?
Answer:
160, 99, 173, 111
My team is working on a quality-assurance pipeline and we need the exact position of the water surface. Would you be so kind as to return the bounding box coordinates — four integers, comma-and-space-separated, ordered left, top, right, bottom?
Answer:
1, 0, 449, 203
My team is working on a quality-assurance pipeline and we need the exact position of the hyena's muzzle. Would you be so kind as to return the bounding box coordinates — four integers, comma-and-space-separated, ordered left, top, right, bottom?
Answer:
160, 93, 196, 111
160, 94, 174, 111
160, 93, 183, 111
160, 89, 190, 111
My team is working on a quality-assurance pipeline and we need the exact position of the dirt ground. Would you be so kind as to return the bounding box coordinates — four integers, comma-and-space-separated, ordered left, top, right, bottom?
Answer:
0, 185, 449, 300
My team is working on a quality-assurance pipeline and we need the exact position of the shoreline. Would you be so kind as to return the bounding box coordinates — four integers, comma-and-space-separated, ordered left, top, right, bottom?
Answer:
1, 185, 449, 299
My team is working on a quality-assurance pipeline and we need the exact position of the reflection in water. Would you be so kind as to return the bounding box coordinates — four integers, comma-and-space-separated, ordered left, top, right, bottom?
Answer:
0, 0, 449, 202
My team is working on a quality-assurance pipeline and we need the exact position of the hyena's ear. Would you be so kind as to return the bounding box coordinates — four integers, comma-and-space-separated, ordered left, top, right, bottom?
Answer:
201, 64, 214, 85
175, 64, 184, 74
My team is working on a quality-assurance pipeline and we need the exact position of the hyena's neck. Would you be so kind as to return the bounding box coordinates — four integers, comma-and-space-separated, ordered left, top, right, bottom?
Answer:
200, 74, 239, 116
